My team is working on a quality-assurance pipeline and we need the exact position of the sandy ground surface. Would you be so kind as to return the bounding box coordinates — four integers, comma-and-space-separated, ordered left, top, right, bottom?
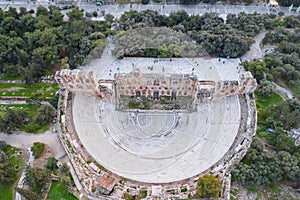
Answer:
0, 131, 66, 160
241, 30, 267, 62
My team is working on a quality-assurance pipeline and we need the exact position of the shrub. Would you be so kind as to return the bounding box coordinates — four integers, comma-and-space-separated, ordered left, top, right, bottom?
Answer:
197, 174, 221, 198
141, 0, 150, 4
31, 142, 46, 159
24, 122, 41, 133
93, 11, 98, 17
35, 104, 56, 125
139, 189, 147, 198
0, 141, 8, 150
45, 157, 57, 171
85, 12, 92, 18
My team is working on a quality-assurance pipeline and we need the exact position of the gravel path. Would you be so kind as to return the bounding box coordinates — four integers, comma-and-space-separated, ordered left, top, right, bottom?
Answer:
272, 82, 294, 99
0, 131, 66, 159
241, 30, 267, 62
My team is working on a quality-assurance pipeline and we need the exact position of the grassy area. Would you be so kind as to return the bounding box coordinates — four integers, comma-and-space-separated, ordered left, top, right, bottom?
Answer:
4, 145, 20, 157
0, 83, 58, 99
21, 122, 50, 134
0, 104, 38, 117
256, 128, 277, 144
0, 183, 14, 200
0, 104, 50, 134
289, 83, 300, 95
255, 93, 283, 143
0, 145, 25, 200
47, 181, 77, 200
255, 92, 283, 109
0, 74, 22, 80
5, 145, 24, 170
274, 79, 300, 97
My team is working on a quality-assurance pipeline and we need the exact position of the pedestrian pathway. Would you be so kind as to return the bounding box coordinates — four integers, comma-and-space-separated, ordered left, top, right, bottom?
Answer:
0, 131, 66, 159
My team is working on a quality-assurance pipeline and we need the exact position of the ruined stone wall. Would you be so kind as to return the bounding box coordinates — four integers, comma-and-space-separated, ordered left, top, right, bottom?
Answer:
115, 69, 197, 98
55, 69, 98, 95
195, 72, 257, 104
55, 69, 114, 103
55, 69, 257, 108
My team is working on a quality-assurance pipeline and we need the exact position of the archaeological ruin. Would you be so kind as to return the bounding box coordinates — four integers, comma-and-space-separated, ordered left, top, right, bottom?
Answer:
55, 56, 257, 199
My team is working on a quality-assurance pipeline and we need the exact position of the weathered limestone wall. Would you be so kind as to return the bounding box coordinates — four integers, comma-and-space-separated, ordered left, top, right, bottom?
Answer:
55, 69, 257, 109
55, 69, 114, 103
195, 72, 257, 104
115, 69, 197, 98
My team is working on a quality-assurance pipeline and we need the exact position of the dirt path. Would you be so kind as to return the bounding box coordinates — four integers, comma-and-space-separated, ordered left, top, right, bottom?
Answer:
0, 131, 66, 159
241, 30, 267, 62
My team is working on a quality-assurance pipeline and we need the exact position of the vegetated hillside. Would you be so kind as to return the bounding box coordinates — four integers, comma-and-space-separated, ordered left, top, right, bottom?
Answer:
0, 6, 112, 83
116, 10, 300, 58
2, 6, 300, 82
232, 24, 300, 197
113, 27, 209, 58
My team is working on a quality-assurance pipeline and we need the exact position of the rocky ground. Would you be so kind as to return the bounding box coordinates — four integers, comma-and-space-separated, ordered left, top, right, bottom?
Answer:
231, 182, 300, 200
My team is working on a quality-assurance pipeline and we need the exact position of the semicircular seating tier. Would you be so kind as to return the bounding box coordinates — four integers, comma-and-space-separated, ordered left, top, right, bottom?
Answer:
72, 92, 241, 183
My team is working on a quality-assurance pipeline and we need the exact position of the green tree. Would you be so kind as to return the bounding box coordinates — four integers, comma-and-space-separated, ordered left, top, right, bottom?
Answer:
167, 44, 182, 57
247, 60, 268, 83
15, 187, 37, 200
0, 141, 7, 150
26, 92, 43, 105
67, 6, 84, 22
275, 134, 296, 152
141, 0, 150, 4
197, 174, 221, 199
60, 176, 71, 186
277, 151, 300, 180
60, 163, 70, 176
36, 6, 48, 17
158, 45, 172, 58
0, 7, 4, 22
104, 14, 114, 23
25, 167, 50, 193
48, 6, 63, 27
32, 46, 58, 69
0, 150, 17, 184
258, 80, 275, 97
36, 104, 56, 125
0, 108, 28, 133
5, 7, 19, 19
45, 157, 57, 171
19, 7, 28, 17
31, 142, 46, 159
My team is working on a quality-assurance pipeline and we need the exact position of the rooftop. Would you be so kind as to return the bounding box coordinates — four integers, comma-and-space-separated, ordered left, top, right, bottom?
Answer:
98, 174, 116, 192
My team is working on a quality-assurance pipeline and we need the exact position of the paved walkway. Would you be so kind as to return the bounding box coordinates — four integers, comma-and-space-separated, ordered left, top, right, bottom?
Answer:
0, 131, 66, 159
0, 1, 299, 19
241, 30, 267, 62
272, 82, 294, 99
